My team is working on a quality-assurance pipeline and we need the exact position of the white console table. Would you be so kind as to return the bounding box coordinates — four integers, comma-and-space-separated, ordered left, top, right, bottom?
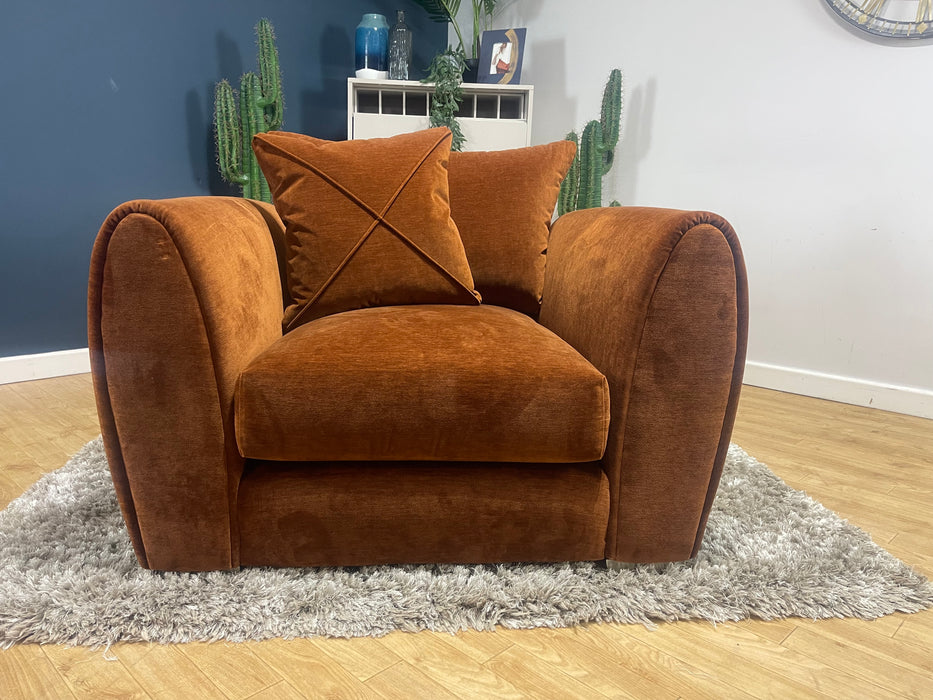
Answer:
347, 78, 533, 151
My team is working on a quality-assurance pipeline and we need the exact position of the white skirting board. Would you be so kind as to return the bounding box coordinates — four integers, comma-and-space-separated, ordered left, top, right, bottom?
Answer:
1, 350, 930, 420
0, 348, 91, 385
744, 361, 933, 420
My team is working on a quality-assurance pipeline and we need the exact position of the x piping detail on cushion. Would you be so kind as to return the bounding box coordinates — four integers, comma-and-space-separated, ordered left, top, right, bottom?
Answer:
259, 131, 479, 332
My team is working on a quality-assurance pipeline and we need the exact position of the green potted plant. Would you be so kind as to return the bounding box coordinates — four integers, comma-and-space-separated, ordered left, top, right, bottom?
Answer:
412, 0, 499, 81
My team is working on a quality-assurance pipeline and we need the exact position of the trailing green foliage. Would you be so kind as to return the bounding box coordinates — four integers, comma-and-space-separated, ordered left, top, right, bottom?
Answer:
424, 48, 466, 151
214, 18, 283, 202
558, 69, 623, 215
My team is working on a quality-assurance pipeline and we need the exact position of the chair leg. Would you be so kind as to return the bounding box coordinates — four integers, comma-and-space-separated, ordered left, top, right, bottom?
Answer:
605, 559, 692, 572
605, 559, 638, 571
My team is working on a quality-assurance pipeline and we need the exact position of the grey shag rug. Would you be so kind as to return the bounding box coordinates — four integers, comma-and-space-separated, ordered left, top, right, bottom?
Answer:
1, 438, 931, 647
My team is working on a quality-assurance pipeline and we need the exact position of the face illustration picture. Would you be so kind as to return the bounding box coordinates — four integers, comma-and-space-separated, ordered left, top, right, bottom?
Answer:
491, 41, 512, 74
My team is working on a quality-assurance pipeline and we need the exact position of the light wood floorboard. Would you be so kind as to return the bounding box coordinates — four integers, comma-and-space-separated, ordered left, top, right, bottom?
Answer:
0, 375, 930, 699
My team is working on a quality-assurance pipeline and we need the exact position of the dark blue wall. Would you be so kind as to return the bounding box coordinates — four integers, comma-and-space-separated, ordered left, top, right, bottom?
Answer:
0, 1, 445, 357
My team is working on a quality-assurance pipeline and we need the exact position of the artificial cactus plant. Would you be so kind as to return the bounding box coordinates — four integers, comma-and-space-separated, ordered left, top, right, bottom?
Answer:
558, 68, 623, 215
214, 18, 283, 202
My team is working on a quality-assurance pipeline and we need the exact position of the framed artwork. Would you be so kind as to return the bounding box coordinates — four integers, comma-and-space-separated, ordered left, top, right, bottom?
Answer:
477, 28, 527, 85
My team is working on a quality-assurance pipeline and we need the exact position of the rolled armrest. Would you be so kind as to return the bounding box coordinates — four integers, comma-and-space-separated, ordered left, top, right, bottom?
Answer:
540, 207, 748, 563
88, 197, 284, 570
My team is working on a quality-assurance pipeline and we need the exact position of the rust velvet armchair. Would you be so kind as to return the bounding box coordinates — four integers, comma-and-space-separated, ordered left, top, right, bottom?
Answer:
88, 133, 747, 572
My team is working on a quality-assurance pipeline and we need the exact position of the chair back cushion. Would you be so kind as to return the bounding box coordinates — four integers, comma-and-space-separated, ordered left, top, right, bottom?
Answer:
448, 141, 576, 317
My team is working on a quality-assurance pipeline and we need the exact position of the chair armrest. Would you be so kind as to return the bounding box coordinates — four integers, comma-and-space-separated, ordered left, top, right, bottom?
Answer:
540, 207, 748, 563
88, 197, 284, 570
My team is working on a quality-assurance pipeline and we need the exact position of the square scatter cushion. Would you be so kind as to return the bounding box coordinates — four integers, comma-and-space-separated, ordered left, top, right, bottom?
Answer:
448, 140, 577, 317
253, 128, 480, 331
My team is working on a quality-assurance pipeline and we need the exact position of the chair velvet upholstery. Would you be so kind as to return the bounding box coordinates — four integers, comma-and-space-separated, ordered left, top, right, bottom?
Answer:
89, 196, 748, 572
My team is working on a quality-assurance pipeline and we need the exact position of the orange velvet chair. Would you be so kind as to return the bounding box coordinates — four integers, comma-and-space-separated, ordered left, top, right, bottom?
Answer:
89, 152, 746, 573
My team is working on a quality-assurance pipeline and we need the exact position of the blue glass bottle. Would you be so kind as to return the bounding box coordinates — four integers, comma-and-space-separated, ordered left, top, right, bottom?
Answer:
355, 13, 389, 77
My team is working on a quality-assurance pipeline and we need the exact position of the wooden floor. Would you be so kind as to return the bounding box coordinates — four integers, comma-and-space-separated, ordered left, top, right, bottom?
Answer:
0, 374, 931, 699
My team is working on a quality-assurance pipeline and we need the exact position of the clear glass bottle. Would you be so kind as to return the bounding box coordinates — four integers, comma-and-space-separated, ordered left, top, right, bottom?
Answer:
388, 10, 412, 80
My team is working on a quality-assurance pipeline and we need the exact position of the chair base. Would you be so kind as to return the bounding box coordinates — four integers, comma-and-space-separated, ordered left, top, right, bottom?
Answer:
235, 458, 612, 568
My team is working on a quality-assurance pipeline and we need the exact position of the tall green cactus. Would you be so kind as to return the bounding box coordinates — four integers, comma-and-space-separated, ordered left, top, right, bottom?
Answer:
214, 18, 283, 202
558, 68, 623, 215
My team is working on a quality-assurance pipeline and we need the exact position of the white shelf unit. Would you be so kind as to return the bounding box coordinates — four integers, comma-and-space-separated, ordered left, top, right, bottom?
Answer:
348, 78, 533, 152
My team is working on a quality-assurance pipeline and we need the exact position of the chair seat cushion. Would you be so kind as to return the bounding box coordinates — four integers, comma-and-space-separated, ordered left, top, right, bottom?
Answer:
234, 305, 610, 463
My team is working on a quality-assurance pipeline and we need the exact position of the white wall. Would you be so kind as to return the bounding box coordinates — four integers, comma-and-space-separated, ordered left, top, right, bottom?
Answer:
457, 0, 933, 417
